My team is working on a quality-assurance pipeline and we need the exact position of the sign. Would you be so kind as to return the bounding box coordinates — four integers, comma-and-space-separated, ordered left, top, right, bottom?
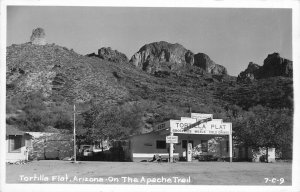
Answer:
183, 117, 212, 131
153, 121, 170, 132
191, 113, 213, 119
166, 136, 178, 143
170, 120, 232, 135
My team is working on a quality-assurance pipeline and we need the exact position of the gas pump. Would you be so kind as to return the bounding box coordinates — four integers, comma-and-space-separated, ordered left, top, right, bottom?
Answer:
182, 117, 212, 162
187, 143, 192, 162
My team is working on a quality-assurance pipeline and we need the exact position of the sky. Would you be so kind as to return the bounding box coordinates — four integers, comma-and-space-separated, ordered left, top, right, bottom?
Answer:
7, 6, 292, 76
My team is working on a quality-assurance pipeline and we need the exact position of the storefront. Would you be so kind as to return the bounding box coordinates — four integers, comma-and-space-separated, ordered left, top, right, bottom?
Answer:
124, 113, 233, 162
6, 125, 32, 163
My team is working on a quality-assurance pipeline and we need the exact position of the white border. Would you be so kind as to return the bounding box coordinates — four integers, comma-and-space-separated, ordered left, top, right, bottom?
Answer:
1, 0, 299, 192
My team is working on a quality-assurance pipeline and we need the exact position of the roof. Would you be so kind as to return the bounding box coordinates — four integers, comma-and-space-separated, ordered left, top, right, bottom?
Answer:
124, 130, 169, 140
6, 124, 25, 136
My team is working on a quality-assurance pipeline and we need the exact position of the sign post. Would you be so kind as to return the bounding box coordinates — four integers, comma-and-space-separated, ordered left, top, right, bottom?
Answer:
166, 135, 178, 163
169, 133, 174, 163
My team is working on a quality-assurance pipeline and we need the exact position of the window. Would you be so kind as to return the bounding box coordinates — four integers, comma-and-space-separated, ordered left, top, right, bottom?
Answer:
226, 140, 229, 152
9, 135, 22, 153
182, 140, 187, 149
201, 140, 208, 152
156, 140, 166, 149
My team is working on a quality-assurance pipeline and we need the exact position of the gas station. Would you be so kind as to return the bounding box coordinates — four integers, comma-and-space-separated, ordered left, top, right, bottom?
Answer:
123, 113, 233, 162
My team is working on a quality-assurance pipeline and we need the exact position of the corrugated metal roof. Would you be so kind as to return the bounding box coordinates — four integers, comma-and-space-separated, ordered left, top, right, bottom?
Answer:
6, 124, 25, 136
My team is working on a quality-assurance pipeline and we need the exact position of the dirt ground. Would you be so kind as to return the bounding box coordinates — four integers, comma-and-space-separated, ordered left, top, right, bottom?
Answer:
6, 160, 292, 185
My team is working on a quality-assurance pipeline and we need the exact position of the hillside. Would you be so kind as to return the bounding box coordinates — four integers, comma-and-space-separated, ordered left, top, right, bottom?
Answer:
6, 42, 236, 132
6, 34, 293, 141
6, 43, 129, 105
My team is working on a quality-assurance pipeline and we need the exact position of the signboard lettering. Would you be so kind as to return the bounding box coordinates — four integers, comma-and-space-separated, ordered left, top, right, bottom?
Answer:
166, 136, 178, 143
170, 120, 231, 135
153, 122, 169, 132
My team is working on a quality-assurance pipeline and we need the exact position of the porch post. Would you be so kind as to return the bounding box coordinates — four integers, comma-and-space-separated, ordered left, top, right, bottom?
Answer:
229, 124, 233, 162
170, 132, 174, 163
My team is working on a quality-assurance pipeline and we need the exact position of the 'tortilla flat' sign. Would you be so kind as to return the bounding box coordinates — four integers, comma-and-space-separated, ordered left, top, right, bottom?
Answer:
153, 114, 232, 135
170, 119, 232, 135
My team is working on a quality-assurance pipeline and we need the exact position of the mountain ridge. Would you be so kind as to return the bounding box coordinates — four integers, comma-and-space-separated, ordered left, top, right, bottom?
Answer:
6, 29, 293, 134
237, 53, 293, 82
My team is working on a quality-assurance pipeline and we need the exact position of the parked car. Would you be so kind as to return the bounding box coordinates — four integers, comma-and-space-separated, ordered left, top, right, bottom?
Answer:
79, 145, 93, 158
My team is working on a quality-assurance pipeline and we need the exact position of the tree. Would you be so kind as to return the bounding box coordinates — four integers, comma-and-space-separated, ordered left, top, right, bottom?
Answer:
7, 92, 74, 132
79, 103, 144, 149
233, 105, 292, 162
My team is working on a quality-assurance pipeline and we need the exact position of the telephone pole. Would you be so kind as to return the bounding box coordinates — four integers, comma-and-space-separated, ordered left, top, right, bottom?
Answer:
73, 104, 77, 163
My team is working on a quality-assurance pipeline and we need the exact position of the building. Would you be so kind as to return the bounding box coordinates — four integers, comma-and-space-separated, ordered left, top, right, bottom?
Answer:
6, 125, 32, 163
123, 113, 233, 162
27, 132, 73, 160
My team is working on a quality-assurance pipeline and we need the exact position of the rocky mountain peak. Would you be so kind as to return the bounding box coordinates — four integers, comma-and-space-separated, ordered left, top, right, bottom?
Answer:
130, 41, 189, 68
261, 52, 293, 78
237, 53, 293, 82
237, 62, 261, 82
247, 62, 261, 71
87, 47, 128, 63
193, 53, 227, 75
30, 28, 46, 45
130, 41, 227, 75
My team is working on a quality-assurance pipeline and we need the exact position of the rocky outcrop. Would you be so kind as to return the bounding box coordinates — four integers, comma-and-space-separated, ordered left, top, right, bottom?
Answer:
130, 41, 188, 68
87, 47, 128, 63
130, 41, 227, 75
260, 52, 292, 78
130, 41, 192, 73
30, 28, 46, 45
98, 47, 128, 63
194, 53, 227, 75
237, 62, 261, 82
237, 53, 293, 82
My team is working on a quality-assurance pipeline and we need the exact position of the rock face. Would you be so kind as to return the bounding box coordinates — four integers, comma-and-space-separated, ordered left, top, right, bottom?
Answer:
87, 47, 128, 63
260, 53, 293, 78
30, 28, 46, 45
194, 53, 227, 75
130, 41, 227, 75
237, 62, 261, 82
237, 53, 293, 82
130, 41, 191, 73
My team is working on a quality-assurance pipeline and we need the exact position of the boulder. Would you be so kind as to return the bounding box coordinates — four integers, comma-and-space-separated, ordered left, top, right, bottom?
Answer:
30, 28, 46, 45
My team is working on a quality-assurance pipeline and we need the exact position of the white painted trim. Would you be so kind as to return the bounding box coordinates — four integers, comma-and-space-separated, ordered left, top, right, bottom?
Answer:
133, 153, 179, 158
